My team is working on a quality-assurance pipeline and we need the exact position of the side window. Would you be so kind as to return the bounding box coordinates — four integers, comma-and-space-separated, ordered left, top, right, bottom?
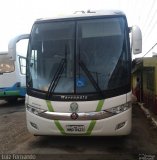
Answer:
30, 50, 37, 79
19, 56, 26, 75
0, 58, 15, 73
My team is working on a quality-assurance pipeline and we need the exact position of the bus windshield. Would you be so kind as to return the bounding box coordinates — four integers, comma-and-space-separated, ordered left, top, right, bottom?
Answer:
27, 17, 130, 95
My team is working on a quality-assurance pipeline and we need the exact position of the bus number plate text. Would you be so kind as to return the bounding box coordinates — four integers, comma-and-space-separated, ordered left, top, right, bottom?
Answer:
66, 125, 85, 133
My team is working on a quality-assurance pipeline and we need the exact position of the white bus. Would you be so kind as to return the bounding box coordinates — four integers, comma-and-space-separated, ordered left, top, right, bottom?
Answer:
10, 10, 142, 135
0, 49, 26, 102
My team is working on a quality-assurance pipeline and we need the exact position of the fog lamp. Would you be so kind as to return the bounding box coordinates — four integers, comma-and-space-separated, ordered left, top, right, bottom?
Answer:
115, 122, 126, 130
30, 122, 38, 130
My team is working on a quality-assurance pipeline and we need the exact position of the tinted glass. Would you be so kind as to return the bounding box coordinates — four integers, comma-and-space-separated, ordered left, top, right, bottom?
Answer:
27, 17, 130, 95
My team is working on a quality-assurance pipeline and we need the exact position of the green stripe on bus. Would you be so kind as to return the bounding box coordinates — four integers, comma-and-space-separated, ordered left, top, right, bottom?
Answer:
54, 120, 66, 135
96, 99, 104, 112
85, 100, 104, 136
46, 100, 54, 112
85, 120, 96, 136
46, 101, 67, 134
0, 91, 20, 96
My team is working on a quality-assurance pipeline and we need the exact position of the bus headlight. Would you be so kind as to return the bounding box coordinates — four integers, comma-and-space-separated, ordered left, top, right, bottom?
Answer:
106, 102, 131, 114
26, 105, 46, 115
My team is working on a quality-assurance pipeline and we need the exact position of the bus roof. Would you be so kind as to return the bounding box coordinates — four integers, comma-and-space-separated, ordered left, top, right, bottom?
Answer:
35, 10, 126, 23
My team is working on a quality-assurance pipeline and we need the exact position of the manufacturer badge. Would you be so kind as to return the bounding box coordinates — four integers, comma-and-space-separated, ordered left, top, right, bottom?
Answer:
70, 112, 79, 120
70, 102, 79, 113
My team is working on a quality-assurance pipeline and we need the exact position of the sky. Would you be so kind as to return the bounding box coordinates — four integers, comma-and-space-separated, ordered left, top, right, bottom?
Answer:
0, 0, 157, 58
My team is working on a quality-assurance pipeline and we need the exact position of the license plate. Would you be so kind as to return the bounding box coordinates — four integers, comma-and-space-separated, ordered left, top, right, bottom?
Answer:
66, 125, 85, 133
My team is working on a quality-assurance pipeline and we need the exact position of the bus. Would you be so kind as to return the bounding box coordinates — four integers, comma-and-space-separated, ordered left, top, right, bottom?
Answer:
0, 50, 26, 102
10, 10, 142, 135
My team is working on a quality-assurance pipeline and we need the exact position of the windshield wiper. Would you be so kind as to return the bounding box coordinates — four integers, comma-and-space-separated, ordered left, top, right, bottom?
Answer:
79, 60, 104, 98
47, 58, 65, 98
47, 45, 67, 98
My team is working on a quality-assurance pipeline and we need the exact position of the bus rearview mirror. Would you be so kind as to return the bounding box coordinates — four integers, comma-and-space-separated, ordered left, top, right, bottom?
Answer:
131, 25, 142, 55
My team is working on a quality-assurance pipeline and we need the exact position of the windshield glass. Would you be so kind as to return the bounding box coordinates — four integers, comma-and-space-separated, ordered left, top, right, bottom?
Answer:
0, 57, 15, 73
76, 18, 128, 93
28, 21, 75, 93
28, 17, 130, 95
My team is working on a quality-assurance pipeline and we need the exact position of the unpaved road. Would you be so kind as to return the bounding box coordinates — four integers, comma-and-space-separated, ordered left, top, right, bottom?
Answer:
0, 100, 157, 160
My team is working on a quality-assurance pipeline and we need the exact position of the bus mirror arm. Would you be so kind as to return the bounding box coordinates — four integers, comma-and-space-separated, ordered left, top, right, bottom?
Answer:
8, 34, 30, 61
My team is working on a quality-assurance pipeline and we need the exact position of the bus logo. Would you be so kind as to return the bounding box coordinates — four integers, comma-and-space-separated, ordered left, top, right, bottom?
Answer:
70, 102, 79, 113
70, 112, 79, 120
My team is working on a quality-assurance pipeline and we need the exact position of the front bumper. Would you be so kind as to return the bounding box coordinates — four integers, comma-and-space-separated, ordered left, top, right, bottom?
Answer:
26, 107, 132, 136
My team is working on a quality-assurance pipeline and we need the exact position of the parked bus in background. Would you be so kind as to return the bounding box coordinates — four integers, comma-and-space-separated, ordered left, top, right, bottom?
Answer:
0, 35, 28, 102
10, 10, 142, 135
